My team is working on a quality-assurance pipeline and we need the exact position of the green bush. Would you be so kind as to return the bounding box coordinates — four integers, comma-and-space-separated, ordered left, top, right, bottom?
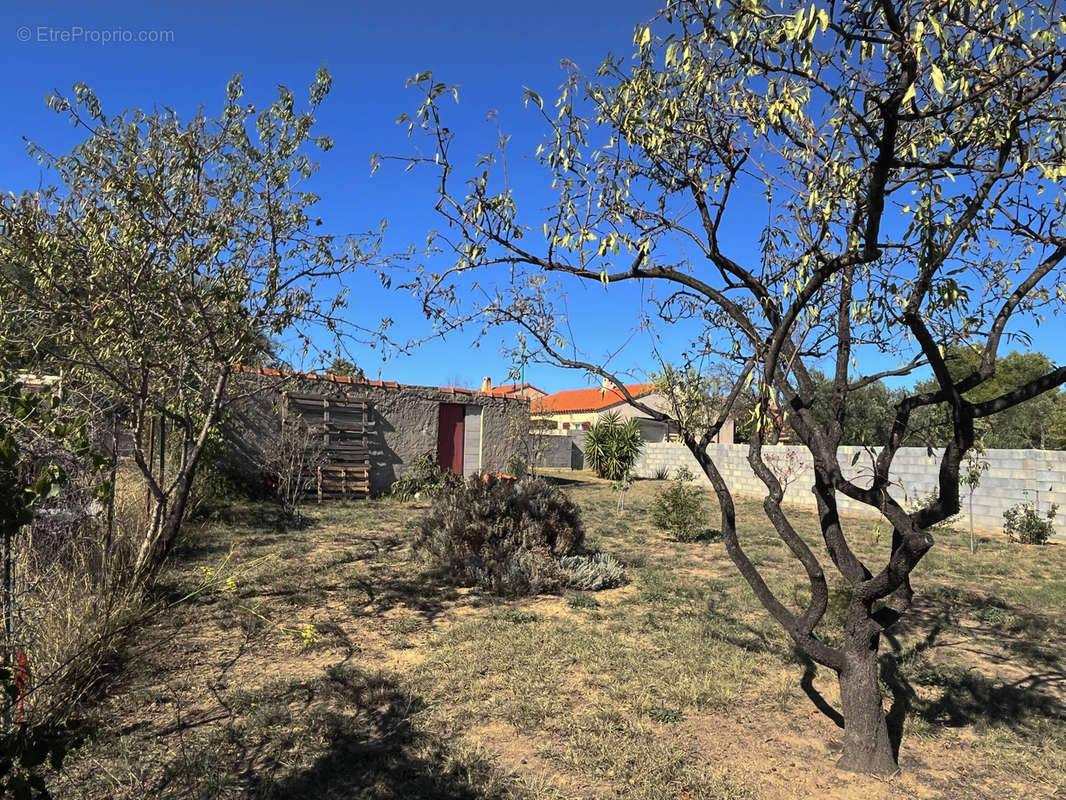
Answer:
584, 411, 643, 481
390, 451, 461, 501
651, 471, 713, 542
413, 475, 585, 596
1003, 501, 1058, 545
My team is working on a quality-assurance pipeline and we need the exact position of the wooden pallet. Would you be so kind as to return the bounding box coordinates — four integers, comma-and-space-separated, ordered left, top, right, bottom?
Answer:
317, 465, 370, 501
288, 394, 372, 500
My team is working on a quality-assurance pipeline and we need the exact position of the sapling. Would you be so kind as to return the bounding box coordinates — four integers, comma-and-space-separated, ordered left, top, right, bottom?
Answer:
961, 445, 989, 554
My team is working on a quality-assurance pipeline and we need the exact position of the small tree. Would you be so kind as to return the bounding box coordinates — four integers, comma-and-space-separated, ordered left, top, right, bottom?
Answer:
961, 444, 989, 554
263, 411, 327, 523
1003, 500, 1058, 545
1, 70, 385, 576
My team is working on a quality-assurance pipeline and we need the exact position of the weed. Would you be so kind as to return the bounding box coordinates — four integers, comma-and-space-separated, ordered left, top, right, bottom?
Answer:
567, 593, 600, 609
647, 706, 684, 723
489, 608, 538, 624
389, 615, 423, 635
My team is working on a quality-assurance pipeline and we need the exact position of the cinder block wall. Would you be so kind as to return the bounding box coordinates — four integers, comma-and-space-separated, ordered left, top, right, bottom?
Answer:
225, 374, 528, 495
635, 442, 1066, 538
531, 432, 586, 470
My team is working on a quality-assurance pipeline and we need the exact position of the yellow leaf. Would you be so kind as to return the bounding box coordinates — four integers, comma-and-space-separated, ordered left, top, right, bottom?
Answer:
930, 64, 945, 95
902, 81, 916, 106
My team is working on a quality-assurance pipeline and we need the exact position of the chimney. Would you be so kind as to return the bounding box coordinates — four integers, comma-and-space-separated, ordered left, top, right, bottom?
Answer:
481, 376, 492, 393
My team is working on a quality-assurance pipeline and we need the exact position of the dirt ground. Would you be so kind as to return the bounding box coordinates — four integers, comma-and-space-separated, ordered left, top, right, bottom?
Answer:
55, 471, 1066, 799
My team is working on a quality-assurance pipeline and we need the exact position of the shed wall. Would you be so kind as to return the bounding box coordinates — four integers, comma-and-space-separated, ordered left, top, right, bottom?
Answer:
225, 374, 528, 495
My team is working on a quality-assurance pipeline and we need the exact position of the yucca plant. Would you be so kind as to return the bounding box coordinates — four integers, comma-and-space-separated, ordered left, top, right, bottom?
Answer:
584, 411, 643, 481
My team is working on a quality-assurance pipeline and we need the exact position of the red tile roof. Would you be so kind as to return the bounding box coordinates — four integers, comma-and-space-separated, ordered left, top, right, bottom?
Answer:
488, 382, 546, 398
233, 364, 529, 398
531, 383, 654, 414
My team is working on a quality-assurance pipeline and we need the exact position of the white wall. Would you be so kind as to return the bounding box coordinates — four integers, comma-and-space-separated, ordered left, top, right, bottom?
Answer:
463, 405, 483, 475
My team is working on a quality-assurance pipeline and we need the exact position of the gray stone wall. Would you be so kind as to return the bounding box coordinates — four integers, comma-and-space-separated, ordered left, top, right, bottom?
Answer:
635, 442, 1066, 538
225, 374, 528, 496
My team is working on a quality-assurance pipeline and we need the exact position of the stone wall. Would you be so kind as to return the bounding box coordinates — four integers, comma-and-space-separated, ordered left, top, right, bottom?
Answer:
225, 373, 528, 495
635, 442, 1066, 537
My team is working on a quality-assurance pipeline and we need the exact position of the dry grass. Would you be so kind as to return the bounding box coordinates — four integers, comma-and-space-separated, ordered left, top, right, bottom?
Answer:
51, 470, 1066, 799
16, 465, 149, 728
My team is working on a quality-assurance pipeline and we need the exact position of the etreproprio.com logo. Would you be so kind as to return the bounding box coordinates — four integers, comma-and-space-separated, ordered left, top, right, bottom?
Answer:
16, 25, 175, 44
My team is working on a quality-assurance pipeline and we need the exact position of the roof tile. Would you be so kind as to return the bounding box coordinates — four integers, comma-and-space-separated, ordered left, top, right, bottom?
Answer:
531, 383, 654, 413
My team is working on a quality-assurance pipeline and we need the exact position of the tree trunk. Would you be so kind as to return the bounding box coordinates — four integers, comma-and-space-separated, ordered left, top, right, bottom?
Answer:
836, 607, 898, 775
135, 499, 167, 577
134, 470, 194, 578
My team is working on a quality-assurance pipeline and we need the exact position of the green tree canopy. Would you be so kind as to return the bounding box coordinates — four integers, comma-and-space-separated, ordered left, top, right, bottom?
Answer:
790, 370, 899, 447
325, 357, 365, 379
910, 349, 1065, 449
0, 70, 384, 573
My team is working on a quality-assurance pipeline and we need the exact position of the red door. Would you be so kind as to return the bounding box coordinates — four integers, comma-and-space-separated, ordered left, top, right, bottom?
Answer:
437, 403, 465, 474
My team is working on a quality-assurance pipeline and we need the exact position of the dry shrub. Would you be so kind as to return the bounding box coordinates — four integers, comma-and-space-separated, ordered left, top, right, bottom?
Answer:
413, 475, 585, 596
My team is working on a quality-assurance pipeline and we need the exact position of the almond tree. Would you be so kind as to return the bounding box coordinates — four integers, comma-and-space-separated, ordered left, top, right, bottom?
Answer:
386, 0, 1066, 774
1, 69, 386, 576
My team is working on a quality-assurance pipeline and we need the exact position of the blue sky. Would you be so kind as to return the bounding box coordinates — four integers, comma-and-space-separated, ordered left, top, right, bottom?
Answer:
4, 0, 1064, 394
4, 0, 667, 392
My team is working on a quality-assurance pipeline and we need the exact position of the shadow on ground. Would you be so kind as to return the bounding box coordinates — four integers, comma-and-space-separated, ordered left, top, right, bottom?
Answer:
880, 594, 1066, 743
144, 666, 516, 800
685, 589, 1065, 751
